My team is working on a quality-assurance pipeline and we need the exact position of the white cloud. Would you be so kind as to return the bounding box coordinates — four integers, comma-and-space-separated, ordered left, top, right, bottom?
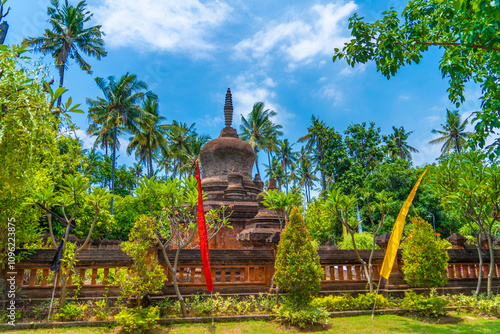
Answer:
234, 2, 357, 66
231, 74, 295, 133
91, 0, 232, 56
318, 84, 343, 105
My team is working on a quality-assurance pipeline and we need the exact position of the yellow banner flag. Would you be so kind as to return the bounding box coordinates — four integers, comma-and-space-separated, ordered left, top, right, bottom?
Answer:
379, 167, 429, 280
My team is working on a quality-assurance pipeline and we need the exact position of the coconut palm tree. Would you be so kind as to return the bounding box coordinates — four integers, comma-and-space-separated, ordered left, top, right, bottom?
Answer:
23, 0, 106, 106
87, 112, 123, 157
298, 158, 318, 203
86, 73, 153, 214
298, 116, 328, 192
127, 96, 168, 178
429, 109, 472, 155
240, 102, 282, 178
177, 133, 211, 177
277, 139, 297, 194
163, 121, 197, 178
385, 126, 419, 160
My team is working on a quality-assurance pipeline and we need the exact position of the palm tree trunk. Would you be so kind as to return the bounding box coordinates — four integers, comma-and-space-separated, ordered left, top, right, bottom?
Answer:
110, 125, 117, 215
57, 64, 65, 108
255, 151, 261, 177
149, 151, 153, 178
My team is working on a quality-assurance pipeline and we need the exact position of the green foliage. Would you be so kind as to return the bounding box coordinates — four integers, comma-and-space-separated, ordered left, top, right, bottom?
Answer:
182, 293, 276, 317
93, 288, 111, 320
311, 293, 395, 312
274, 301, 329, 328
304, 199, 339, 245
261, 189, 302, 227
274, 208, 323, 307
402, 217, 449, 288
401, 290, 448, 317
55, 302, 89, 321
0, 45, 88, 263
338, 232, 379, 250
332, 0, 500, 155
448, 294, 500, 316
115, 306, 159, 333
115, 215, 166, 306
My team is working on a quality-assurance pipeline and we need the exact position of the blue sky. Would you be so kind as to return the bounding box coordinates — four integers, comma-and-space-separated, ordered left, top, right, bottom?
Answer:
6, 0, 482, 172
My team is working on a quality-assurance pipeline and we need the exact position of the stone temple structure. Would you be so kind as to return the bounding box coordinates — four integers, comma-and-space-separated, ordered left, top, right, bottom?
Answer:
200, 89, 281, 249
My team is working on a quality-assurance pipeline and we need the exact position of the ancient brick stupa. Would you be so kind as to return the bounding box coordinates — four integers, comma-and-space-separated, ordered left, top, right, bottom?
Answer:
200, 88, 281, 249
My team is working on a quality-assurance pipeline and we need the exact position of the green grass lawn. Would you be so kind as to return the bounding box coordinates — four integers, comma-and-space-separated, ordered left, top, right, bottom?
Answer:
3, 314, 500, 334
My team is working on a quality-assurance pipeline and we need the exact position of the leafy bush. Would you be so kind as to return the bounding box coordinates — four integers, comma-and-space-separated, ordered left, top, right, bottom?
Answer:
311, 295, 352, 312
275, 207, 323, 306
401, 290, 448, 317
56, 302, 89, 321
115, 306, 159, 333
338, 232, 379, 250
180, 293, 277, 317
275, 302, 329, 328
115, 216, 166, 306
402, 217, 449, 288
311, 293, 395, 312
448, 294, 500, 315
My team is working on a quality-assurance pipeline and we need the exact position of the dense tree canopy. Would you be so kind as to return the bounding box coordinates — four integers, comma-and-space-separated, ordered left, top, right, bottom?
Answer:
333, 0, 500, 156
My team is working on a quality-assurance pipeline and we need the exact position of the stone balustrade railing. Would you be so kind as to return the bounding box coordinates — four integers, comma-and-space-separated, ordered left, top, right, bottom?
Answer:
3, 248, 500, 302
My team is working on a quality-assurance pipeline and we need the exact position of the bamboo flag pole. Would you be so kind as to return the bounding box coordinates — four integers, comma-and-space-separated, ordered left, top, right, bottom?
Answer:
371, 275, 383, 319
47, 271, 58, 322
211, 289, 214, 327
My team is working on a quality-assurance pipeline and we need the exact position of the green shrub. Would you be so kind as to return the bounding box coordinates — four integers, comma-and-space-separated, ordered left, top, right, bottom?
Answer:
311, 293, 395, 312
448, 294, 500, 315
275, 302, 329, 328
401, 290, 448, 317
402, 217, 449, 288
115, 306, 159, 333
56, 302, 89, 321
115, 216, 167, 306
311, 295, 352, 312
275, 207, 323, 307
338, 232, 379, 250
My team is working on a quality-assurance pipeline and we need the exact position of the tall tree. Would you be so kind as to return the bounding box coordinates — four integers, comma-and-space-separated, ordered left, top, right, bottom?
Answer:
23, 0, 106, 106
277, 139, 297, 194
163, 120, 197, 178
429, 109, 472, 156
127, 96, 168, 178
385, 126, 419, 160
298, 116, 329, 192
298, 157, 318, 203
240, 102, 282, 178
332, 0, 500, 155
86, 73, 152, 214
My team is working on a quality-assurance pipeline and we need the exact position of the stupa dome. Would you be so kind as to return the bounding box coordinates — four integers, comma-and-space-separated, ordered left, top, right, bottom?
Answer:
200, 88, 256, 189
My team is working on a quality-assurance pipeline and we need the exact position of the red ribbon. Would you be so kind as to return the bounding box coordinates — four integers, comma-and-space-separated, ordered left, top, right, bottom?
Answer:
195, 160, 214, 291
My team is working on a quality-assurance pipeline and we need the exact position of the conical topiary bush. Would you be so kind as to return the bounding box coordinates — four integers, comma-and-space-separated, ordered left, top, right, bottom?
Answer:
275, 207, 323, 306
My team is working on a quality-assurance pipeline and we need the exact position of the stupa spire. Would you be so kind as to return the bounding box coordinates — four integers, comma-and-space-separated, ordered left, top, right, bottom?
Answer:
224, 88, 233, 128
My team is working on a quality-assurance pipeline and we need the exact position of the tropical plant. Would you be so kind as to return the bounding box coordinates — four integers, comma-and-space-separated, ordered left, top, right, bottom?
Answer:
402, 217, 449, 288
297, 158, 318, 203
134, 176, 232, 317
23, 0, 106, 106
274, 208, 323, 307
385, 126, 419, 160
429, 109, 472, 155
240, 102, 282, 178
277, 139, 297, 194
127, 96, 168, 177
86, 73, 154, 214
433, 151, 500, 295
298, 116, 328, 192
115, 215, 166, 307
27, 175, 111, 307
261, 189, 302, 231
332, 0, 500, 154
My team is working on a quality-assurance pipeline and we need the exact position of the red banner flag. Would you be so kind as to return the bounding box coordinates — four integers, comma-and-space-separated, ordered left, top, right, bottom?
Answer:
195, 160, 214, 291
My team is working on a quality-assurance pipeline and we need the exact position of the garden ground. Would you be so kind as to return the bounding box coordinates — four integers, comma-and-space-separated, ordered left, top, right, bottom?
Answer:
2, 313, 500, 334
